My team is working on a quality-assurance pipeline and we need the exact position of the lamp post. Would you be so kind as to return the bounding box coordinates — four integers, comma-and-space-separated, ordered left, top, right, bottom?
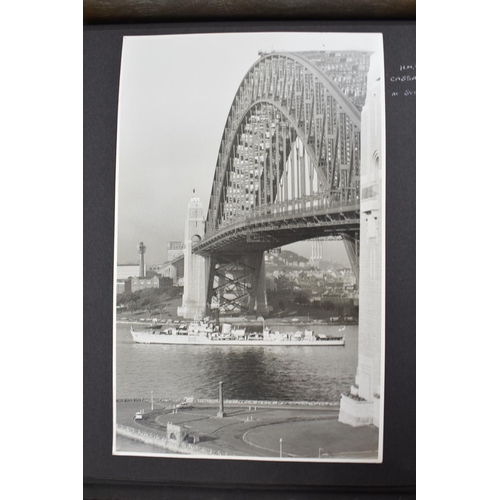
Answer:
217, 381, 226, 418
279, 438, 283, 458
151, 390, 153, 411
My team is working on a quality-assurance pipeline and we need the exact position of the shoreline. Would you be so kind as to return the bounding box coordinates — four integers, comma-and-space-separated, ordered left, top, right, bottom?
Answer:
116, 397, 338, 407
116, 319, 354, 327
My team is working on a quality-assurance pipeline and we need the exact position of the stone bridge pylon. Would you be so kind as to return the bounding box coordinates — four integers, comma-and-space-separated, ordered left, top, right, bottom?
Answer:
177, 196, 207, 320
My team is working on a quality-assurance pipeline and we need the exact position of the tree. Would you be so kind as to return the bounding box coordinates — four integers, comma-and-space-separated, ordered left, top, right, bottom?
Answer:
294, 292, 309, 305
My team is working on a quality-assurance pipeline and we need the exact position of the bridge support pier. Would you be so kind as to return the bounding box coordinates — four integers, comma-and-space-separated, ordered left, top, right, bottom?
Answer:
206, 251, 268, 317
178, 196, 207, 320
339, 53, 383, 429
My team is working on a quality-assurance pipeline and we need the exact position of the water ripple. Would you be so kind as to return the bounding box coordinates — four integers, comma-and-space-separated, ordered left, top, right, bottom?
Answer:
116, 324, 358, 403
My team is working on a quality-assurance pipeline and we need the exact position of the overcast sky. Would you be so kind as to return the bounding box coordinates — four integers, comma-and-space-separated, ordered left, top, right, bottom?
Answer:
115, 32, 383, 266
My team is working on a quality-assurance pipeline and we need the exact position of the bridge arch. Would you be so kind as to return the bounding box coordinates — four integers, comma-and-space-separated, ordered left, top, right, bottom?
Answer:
206, 51, 371, 235
179, 51, 373, 317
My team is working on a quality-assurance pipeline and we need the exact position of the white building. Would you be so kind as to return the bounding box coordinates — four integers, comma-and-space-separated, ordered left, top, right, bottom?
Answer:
115, 264, 140, 280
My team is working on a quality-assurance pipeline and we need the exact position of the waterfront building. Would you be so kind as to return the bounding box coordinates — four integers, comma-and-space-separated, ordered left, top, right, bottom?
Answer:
130, 275, 172, 293
116, 279, 132, 295
166, 241, 185, 262
150, 263, 179, 282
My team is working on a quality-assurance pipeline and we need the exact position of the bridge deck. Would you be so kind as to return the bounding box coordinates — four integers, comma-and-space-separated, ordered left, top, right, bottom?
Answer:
195, 198, 359, 256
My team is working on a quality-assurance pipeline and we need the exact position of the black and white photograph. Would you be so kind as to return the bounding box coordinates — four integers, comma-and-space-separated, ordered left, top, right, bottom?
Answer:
112, 31, 386, 462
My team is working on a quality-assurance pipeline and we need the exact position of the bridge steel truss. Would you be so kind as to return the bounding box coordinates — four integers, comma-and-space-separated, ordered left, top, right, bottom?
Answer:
198, 51, 371, 316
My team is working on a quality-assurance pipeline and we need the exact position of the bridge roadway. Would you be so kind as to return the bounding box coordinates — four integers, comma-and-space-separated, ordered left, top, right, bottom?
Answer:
194, 195, 359, 256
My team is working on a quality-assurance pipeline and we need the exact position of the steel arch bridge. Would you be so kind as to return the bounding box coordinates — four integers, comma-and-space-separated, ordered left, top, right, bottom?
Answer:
192, 51, 372, 316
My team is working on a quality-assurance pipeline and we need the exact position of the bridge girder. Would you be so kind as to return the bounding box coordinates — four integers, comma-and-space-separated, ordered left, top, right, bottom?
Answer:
195, 201, 359, 257
206, 252, 267, 317
206, 51, 371, 236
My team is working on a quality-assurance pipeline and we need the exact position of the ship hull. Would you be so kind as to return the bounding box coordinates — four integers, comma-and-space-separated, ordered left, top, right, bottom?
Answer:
130, 330, 345, 346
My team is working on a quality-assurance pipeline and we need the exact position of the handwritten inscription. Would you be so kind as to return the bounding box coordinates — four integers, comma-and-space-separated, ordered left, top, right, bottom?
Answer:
389, 63, 416, 98
390, 75, 416, 83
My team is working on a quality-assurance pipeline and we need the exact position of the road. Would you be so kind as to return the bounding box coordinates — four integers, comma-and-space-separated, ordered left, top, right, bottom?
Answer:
115, 400, 378, 460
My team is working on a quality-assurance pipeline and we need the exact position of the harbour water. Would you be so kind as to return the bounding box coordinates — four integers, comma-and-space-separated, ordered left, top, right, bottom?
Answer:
115, 323, 358, 403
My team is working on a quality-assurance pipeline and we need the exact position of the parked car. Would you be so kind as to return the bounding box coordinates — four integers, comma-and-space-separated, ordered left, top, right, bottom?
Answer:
176, 401, 192, 409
